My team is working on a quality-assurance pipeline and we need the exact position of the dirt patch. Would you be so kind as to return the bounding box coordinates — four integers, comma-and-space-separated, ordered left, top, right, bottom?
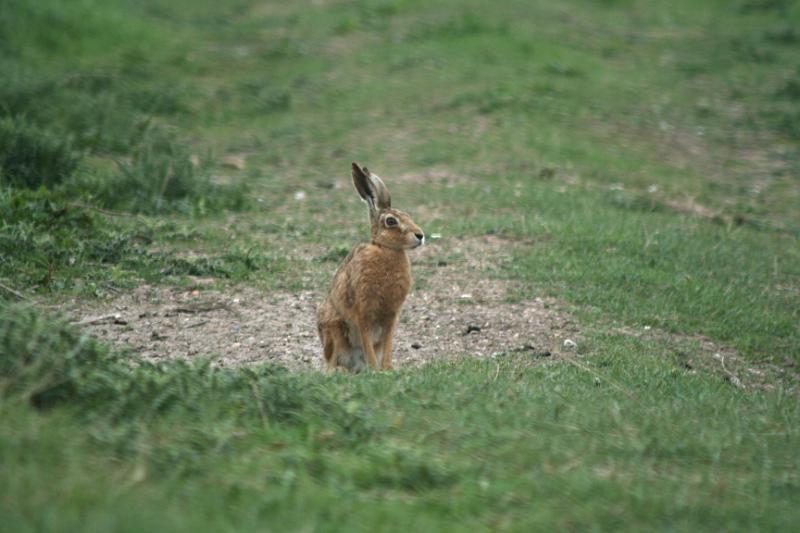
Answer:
65, 236, 785, 390
64, 235, 783, 389
66, 237, 580, 371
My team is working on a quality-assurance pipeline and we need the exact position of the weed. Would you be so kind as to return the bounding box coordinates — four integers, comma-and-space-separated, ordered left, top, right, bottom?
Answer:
103, 129, 208, 212
0, 117, 79, 189
0, 303, 118, 408
60, 125, 252, 215
0, 188, 127, 291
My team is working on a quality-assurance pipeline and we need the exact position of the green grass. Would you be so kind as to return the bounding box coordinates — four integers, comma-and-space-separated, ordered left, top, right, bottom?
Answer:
1, 0, 799, 530
441, 180, 800, 360
2, 304, 798, 531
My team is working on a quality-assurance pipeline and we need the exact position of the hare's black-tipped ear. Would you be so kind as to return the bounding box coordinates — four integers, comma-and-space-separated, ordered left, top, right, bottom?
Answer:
352, 162, 376, 210
352, 162, 391, 211
369, 173, 391, 210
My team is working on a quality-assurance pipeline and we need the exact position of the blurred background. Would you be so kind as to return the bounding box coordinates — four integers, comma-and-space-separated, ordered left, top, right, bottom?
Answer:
1, 0, 798, 355
2, 0, 798, 220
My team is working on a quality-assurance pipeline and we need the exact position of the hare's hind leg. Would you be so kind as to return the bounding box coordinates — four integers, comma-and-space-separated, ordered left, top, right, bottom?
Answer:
322, 335, 337, 373
321, 321, 349, 373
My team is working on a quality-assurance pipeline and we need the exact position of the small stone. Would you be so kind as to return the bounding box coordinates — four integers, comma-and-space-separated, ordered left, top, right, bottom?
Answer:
563, 339, 577, 348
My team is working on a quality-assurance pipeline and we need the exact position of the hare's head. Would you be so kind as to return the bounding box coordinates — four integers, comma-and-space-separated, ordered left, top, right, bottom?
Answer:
351, 162, 424, 250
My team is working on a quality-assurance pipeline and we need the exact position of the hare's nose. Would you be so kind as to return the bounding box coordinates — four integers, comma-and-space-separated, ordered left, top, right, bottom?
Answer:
414, 232, 424, 242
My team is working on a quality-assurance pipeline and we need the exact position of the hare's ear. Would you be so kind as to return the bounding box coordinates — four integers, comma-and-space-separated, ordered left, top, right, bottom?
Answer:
367, 172, 391, 210
352, 162, 376, 212
352, 162, 392, 214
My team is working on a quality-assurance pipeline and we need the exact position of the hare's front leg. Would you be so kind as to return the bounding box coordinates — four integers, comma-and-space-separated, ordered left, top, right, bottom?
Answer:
379, 317, 398, 370
355, 319, 380, 370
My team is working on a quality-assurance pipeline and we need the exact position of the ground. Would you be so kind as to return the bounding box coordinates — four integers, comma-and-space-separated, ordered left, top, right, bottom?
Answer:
69, 235, 787, 392
69, 237, 578, 370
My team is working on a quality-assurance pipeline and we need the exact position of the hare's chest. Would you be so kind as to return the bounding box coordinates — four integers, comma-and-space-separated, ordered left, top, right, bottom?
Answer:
350, 253, 409, 301
366, 268, 410, 313
377, 269, 411, 300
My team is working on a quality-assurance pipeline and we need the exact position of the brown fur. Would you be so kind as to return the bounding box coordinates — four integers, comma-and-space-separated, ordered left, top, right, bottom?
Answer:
317, 163, 424, 372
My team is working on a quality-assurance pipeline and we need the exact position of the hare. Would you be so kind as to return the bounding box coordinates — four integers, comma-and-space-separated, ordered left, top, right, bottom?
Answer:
317, 162, 424, 372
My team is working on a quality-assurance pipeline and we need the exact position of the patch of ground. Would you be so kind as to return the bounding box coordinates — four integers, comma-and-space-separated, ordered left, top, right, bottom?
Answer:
67, 235, 781, 389
66, 237, 581, 371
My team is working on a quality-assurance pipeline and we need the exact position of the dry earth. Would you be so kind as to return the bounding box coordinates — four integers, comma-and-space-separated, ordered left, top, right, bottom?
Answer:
66, 237, 580, 371
65, 235, 785, 390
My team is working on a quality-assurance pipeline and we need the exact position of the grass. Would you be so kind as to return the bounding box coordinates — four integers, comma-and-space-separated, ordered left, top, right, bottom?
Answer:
2, 304, 798, 531
1, 0, 799, 530
0, 117, 80, 189
444, 180, 800, 360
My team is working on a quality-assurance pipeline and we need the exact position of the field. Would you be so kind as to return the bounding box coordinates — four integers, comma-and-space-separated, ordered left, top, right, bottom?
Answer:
1, 0, 799, 530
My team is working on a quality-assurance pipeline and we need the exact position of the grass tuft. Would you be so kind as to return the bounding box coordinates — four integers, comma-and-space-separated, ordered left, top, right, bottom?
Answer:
0, 117, 79, 189
96, 127, 249, 215
0, 303, 117, 408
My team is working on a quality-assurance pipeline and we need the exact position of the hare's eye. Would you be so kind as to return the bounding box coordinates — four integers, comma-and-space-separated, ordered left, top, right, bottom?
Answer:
385, 216, 398, 227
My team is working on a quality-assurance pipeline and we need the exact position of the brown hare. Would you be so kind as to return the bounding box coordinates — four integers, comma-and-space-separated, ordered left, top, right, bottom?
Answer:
317, 162, 424, 372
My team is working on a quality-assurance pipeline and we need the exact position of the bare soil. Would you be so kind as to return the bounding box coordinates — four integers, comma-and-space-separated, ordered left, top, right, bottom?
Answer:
66, 235, 777, 390
66, 237, 581, 371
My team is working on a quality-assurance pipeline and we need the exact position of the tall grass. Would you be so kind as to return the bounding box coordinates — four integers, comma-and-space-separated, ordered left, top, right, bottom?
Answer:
0, 117, 79, 189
